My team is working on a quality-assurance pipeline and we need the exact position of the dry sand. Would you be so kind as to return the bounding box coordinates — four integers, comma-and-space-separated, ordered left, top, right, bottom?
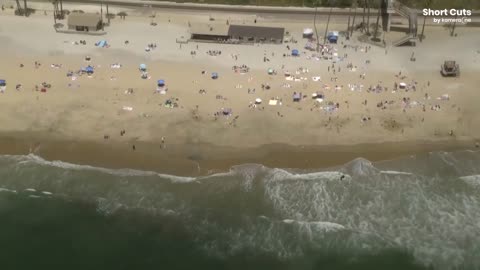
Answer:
0, 2, 479, 174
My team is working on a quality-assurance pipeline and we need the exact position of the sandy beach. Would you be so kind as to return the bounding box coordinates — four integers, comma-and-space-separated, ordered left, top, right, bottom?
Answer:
0, 1, 479, 174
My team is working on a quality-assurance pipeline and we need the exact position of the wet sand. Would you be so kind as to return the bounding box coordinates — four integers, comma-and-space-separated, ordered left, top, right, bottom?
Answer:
1, 132, 477, 176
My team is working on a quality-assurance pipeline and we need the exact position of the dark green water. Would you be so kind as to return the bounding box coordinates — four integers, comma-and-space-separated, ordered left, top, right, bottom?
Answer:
0, 151, 479, 270
0, 193, 427, 270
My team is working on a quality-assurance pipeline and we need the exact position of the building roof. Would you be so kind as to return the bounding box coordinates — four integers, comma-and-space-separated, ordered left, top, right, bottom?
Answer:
190, 24, 229, 36
67, 13, 102, 27
228, 25, 285, 40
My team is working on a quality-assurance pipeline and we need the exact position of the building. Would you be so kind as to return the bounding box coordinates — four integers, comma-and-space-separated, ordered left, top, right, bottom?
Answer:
228, 25, 284, 44
189, 24, 229, 42
67, 13, 103, 32
189, 24, 285, 44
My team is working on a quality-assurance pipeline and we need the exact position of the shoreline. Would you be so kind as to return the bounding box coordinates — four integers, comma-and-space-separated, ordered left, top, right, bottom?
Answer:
1, 132, 477, 176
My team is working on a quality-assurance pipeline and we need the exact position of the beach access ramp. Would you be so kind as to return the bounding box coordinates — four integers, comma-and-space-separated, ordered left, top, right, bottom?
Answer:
386, 0, 418, 47
392, 34, 416, 46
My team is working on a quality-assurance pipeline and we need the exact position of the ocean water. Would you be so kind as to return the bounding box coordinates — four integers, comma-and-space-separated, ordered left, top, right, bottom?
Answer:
0, 151, 479, 270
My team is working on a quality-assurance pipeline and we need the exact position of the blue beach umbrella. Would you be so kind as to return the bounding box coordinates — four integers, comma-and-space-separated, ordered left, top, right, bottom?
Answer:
292, 49, 299, 56
211, 72, 218, 79
85, 66, 94, 73
0, 79, 6, 86
139, 64, 147, 70
157, 79, 165, 86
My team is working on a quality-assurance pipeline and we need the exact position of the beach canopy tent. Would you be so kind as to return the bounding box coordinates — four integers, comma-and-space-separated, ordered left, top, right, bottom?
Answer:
95, 40, 108, 47
293, 93, 301, 102
211, 72, 219, 79
85, 66, 94, 73
139, 64, 147, 71
157, 79, 165, 86
292, 49, 300, 56
303, 28, 314, 38
327, 31, 339, 43
0, 79, 5, 86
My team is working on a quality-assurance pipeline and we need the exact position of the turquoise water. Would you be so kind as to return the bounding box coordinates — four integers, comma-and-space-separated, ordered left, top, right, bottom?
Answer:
0, 151, 479, 270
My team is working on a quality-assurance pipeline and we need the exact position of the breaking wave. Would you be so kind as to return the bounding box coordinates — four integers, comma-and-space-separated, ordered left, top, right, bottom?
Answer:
0, 150, 479, 269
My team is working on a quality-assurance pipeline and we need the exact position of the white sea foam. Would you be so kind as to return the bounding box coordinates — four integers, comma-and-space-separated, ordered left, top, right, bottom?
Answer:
459, 175, 480, 187
283, 219, 345, 231
25, 188, 36, 192
42, 191, 53, 195
380, 170, 413, 175
268, 168, 351, 182
12, 154, 196, 183
0, 188, 17, 193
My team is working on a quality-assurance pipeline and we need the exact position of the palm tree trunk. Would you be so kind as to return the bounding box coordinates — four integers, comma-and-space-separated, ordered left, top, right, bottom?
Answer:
450, 14, 457, 36
106, 4, 110, 24
373, 3, 381, 39
23, 0, 27, 16
347, 8, 351, 38
324, 7, 332, 44
420, 15, 426, 41
52, 1, 57, 24
313, 3, 320, 52
351, 5, 357, 36
15, 0, 21, 14
362, 1, 366, 32
366, 0, 370, 34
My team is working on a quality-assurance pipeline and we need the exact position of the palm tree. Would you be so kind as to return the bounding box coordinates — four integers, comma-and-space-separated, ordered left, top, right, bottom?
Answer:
372, 0, 381, 41
324, 5, 333, 44
420, 0, 433, 41
313, 0, 320, 51
366, 0, 370, 35
23, 0, 27, 16
362, 0, 366, 32
347, 7, 351, 37
15, 0, 21, 15
351, 1, 357, 36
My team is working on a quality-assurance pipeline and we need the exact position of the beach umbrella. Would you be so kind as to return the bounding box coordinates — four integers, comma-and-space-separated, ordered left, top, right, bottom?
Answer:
85, 66, 94, 73
0, 79, 5, 86
303, 28, 314, 35
399, 82, 407, 88
139, 64, 147, 70
292, 49, 299, 56
255, 98, 262, 104
268, 68, 274, 74
157, 79, 165, 86
211, 72, 218, 79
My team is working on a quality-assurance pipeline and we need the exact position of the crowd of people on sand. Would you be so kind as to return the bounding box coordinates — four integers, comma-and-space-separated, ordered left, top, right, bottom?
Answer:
2, 27, 469, 149
207, 50, 222, 56
233, 65, 249, 73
